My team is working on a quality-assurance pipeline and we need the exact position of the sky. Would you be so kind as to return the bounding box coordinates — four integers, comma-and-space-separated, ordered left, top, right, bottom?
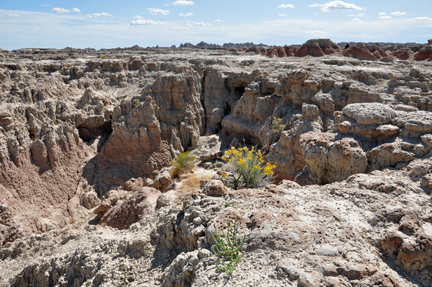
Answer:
1, 0, 432, 50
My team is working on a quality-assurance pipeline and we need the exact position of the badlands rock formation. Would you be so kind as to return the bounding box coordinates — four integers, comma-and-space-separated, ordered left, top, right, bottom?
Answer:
0, 40, 432, 286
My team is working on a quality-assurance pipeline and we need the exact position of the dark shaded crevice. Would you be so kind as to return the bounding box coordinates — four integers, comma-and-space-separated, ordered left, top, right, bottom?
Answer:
78, 121, 112, 142
215, 123, 222, 134
78, 121, 113, 152
224, 101, 231, 116
199, 71, 208, 135
235, 86, 245, 97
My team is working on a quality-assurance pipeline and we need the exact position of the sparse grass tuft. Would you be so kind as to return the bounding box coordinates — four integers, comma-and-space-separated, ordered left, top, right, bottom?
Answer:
171, 151, 195, 178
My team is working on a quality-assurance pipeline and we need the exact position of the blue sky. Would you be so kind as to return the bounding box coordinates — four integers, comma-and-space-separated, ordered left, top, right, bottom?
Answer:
1, 0, 431, 50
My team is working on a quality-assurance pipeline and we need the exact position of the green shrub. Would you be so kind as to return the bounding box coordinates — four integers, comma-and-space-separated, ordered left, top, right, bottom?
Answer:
135, 98, 140, 105
222, 147, 276, 190
271, 116, 286, 134
211, 219, 246, 274
171, 151, 195, 177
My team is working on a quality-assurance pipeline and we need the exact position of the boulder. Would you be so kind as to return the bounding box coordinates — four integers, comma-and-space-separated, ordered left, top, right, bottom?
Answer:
202, 180, 227, 196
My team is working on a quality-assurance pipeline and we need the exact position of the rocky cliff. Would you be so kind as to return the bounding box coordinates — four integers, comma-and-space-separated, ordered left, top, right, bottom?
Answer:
0, 40, 432, 286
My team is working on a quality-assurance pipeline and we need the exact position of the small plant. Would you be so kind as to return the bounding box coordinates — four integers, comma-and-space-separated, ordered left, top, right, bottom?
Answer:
222, 146, 276, 190
225, 201, 233, 208
267, 116, 286, 145
271, 116, 286, 134
135, 98, 140, 105
211, 219, 246, 274
171, 151, 195, 178
117, 56, 122, 59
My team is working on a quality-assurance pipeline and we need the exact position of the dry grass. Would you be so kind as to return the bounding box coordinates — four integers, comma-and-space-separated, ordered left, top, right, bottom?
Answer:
178, 172, 213, 194
166, 167, 217, 202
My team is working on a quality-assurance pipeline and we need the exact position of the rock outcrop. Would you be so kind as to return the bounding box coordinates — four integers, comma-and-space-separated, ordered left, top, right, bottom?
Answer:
1, 41, 432, 287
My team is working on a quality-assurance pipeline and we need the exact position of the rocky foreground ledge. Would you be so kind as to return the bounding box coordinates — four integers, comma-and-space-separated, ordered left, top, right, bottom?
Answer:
0, 40, 432, 286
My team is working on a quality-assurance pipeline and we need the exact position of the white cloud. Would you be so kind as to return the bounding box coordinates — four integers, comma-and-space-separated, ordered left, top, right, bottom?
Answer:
220, 28, 225, 31
86, 12, 113, 18
408, 17, 432, 21
391, 11, 406, 16
173, 0, 194, 6
171, 26, 189, 30
378, 12, 386, 16
251, 28, 259, 31
279, 14, 287, 17
7, 13, 21, 18
130, 19, 166, 25
148, 8, 169, 15
215, 19, 222, 22
309, 1, 364, 12
185, 23, 192, 27
42, 4, 50, 7
179, 13, 193, 16
380, 16, 392, 19
72, 8, 81, 13
278, 4, 294, 9
348, 13, 365, 17
133, 15, 143, 19
164, 3, 169, 6
52, 8, 70, 13
352, 18, 362, 23
307, 30, 327, 34
194, 22, 211, 26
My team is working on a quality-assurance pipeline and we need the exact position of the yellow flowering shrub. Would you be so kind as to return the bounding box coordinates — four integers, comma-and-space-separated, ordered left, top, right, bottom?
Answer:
222, 146, 276, 189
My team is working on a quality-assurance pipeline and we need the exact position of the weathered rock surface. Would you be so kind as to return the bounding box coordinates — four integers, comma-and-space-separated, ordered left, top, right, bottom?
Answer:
1, 166, 430, 286
99, 187, 161, 229
297, 131, 367, 184
1, 41, 432, 287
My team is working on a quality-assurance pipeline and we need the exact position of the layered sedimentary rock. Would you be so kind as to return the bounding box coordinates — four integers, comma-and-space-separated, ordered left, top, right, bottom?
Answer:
1, 41, 432, 286
264, 38, 432, 62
